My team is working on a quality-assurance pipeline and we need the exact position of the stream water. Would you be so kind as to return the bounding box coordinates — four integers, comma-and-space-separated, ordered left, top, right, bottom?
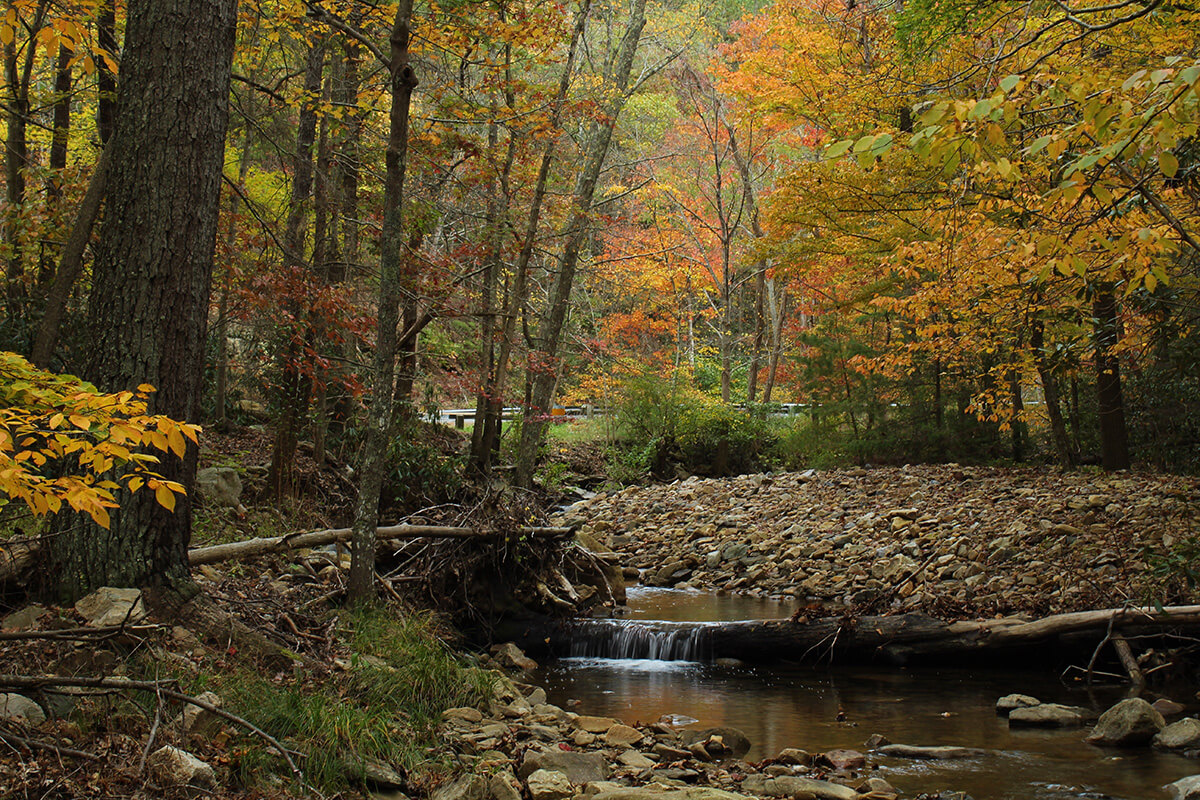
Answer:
532, 588, 1200, 800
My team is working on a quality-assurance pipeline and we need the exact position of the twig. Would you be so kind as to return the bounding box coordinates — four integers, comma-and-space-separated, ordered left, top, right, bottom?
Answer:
0, 624, 167, 641
0, 730, 98, 761
138, 684, 166, 775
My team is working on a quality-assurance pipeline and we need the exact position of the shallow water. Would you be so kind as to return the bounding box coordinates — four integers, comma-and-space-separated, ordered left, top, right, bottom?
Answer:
532, 588, 1200, 800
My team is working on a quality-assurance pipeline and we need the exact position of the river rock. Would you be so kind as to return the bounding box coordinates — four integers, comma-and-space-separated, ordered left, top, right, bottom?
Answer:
678, 727, 750, 758
605, 724, 645, 746
145, 745, 216, 790
527, 769, 573, 800
576, 715, 622, 733
491, 642, 538, 671
1167, 776, 1200, 799
741, 774, 857, 800
617, 750, 656, 768
1156, 719, 1200, 750
519, 749, 610, 784
995, 694, 1041, 716
592, 788, 750, 800
856, 777, 898, 798
74, 587, 146, 627
1, 604, 48, 631
1008, 703, 1090, 727
1155, 698, 1188, 717
178, 691, 223, 739
362, 760, 408, 789
489, 772, 523, 800
443, 707, 484, 724
1086, 698, 1164, 746
877, 744, 981, 759
653, 743, 691, 760
819, 749, 865, 770
0, 693, 45, 725
776, 748, 812, 766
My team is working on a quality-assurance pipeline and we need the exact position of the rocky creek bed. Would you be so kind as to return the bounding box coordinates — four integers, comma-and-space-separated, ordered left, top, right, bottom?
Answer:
552, 465, 1200, 618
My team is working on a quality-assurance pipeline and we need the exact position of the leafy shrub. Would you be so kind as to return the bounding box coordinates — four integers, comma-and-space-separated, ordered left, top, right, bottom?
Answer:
381, 421, 465, 513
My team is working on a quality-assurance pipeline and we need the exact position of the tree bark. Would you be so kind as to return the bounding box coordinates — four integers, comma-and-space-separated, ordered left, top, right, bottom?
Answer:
1094, 286, 1130, 470
38, 45, 73, 290
96, 0, 117, 144
514, 0, 647, 487
268, 36, 326, 500
348, 0, 418, 603
1031, 316, 1076, 468
42, 0, 238, 604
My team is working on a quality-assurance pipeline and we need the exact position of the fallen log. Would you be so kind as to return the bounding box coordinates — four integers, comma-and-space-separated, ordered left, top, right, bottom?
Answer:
188, 524, 573, 566
702, 605, 1200, 666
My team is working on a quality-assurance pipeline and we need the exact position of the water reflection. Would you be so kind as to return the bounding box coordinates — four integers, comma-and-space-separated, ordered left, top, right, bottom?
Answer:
535, 589, 1200, 800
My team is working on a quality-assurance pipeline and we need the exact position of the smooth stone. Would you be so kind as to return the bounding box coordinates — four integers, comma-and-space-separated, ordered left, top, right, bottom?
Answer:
1155, 699, 1188, 717
995, 693, 1040, 716
1008, 703, 1089, 727
1156, 719, 1200, 750
820, 749, 865, 770
575, 715, 622, 733
653, 743, 691, 761
362, 760, 409, 789
744, 775, 856, 800
776, 748, 812, 766
0, 693, 45, 725
1166, 776, 1200, 799
591, 789, 750, 800
618, 750, 656, 769
443, 707, 484, 724
877, 744, 981, 760
606, 724, 645, 747
1, 604, 48, 631
1086, 698, 1164, 746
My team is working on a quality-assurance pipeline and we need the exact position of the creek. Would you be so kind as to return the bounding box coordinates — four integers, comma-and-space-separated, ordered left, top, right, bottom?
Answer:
531, 588, 1200, 800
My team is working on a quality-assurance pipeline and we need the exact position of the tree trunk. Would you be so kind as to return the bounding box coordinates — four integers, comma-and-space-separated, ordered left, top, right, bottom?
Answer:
1094, 286, 1130, 470
268, 37, 326, 500
471, 0, 591, 474
348, 0, 418, 603
1009, 367, 1025, 462
43, 0, 238, 604
1031, 317, 1076, 468
515, 0, 647, 487
96, 0, 117, 144
38, 45, 72, 290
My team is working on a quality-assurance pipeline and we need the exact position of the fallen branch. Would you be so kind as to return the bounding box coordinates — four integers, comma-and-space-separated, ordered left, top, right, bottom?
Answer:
0, 728, 99, 761
0, 624, 167, 642
189, 524, 573, 566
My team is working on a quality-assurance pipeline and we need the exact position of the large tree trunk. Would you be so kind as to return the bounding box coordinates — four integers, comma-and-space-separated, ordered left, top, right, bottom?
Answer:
96, 0, 117, 144
1094, 286, 1130, 470
514, 0, 647, 487
348, 0, 418, 603
38, 45, 72, 291
1031, 316, 1076, 468
42, 0, 238, 604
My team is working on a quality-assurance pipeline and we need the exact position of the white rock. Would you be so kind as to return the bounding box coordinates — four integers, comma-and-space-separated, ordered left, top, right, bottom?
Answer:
74, 587, 146, 627
146, 745, 216, 789
0, 693, 45, 725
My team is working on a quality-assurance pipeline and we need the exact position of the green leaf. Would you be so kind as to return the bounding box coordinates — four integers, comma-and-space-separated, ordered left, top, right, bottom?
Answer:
1029, 135, 1052, 156
1160, 151, 1180, 178
999, 74, 1020, 93
825, 139, 853, 159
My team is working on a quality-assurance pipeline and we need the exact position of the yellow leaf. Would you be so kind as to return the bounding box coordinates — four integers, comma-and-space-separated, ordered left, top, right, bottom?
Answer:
70, 414, 91, 431
155, 484, 177, 512
167, 427, 186, 458
92, 506, 111, 529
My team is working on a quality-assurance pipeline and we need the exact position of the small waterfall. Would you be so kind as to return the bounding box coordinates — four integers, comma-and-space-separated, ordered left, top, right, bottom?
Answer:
567, 619, 713, 661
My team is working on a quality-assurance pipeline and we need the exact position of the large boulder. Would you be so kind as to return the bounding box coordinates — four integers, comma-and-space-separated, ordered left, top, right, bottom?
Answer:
195, 466, 244, 510
1085, 698, 1164, 746
1156, 719, 1200, 751
519, 749, 609, 784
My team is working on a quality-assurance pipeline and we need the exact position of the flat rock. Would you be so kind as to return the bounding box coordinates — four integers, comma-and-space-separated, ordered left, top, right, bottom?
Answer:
519, 749, 610, 784
576, 715, 622, 733
489, 773, 523, 800
1167, 776, 1200, 800
1155, 698, 1188, 717
0, 693, 45, 725
592, 789, 750, 800
443, 707, 484, 724
617, 750, 656, 769
1156, 719, 1200, 751
1086, 698, 1164, 746
1, 604, 48, 631
75, 587, 146, 627
877, 744, 981, 760
527, 769, 574, 800
491, 642, 538, 671
995, 693, 1041, 716
820, 749, 864, 770
605, 723, 645, 747
1008, 703, 1090, 728
146, 745, 216, 790
775, 748, 812, 766
741, 774, 857, 800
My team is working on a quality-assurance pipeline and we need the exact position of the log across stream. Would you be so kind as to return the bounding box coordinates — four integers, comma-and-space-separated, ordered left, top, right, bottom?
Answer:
528, 588, 1200, 800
